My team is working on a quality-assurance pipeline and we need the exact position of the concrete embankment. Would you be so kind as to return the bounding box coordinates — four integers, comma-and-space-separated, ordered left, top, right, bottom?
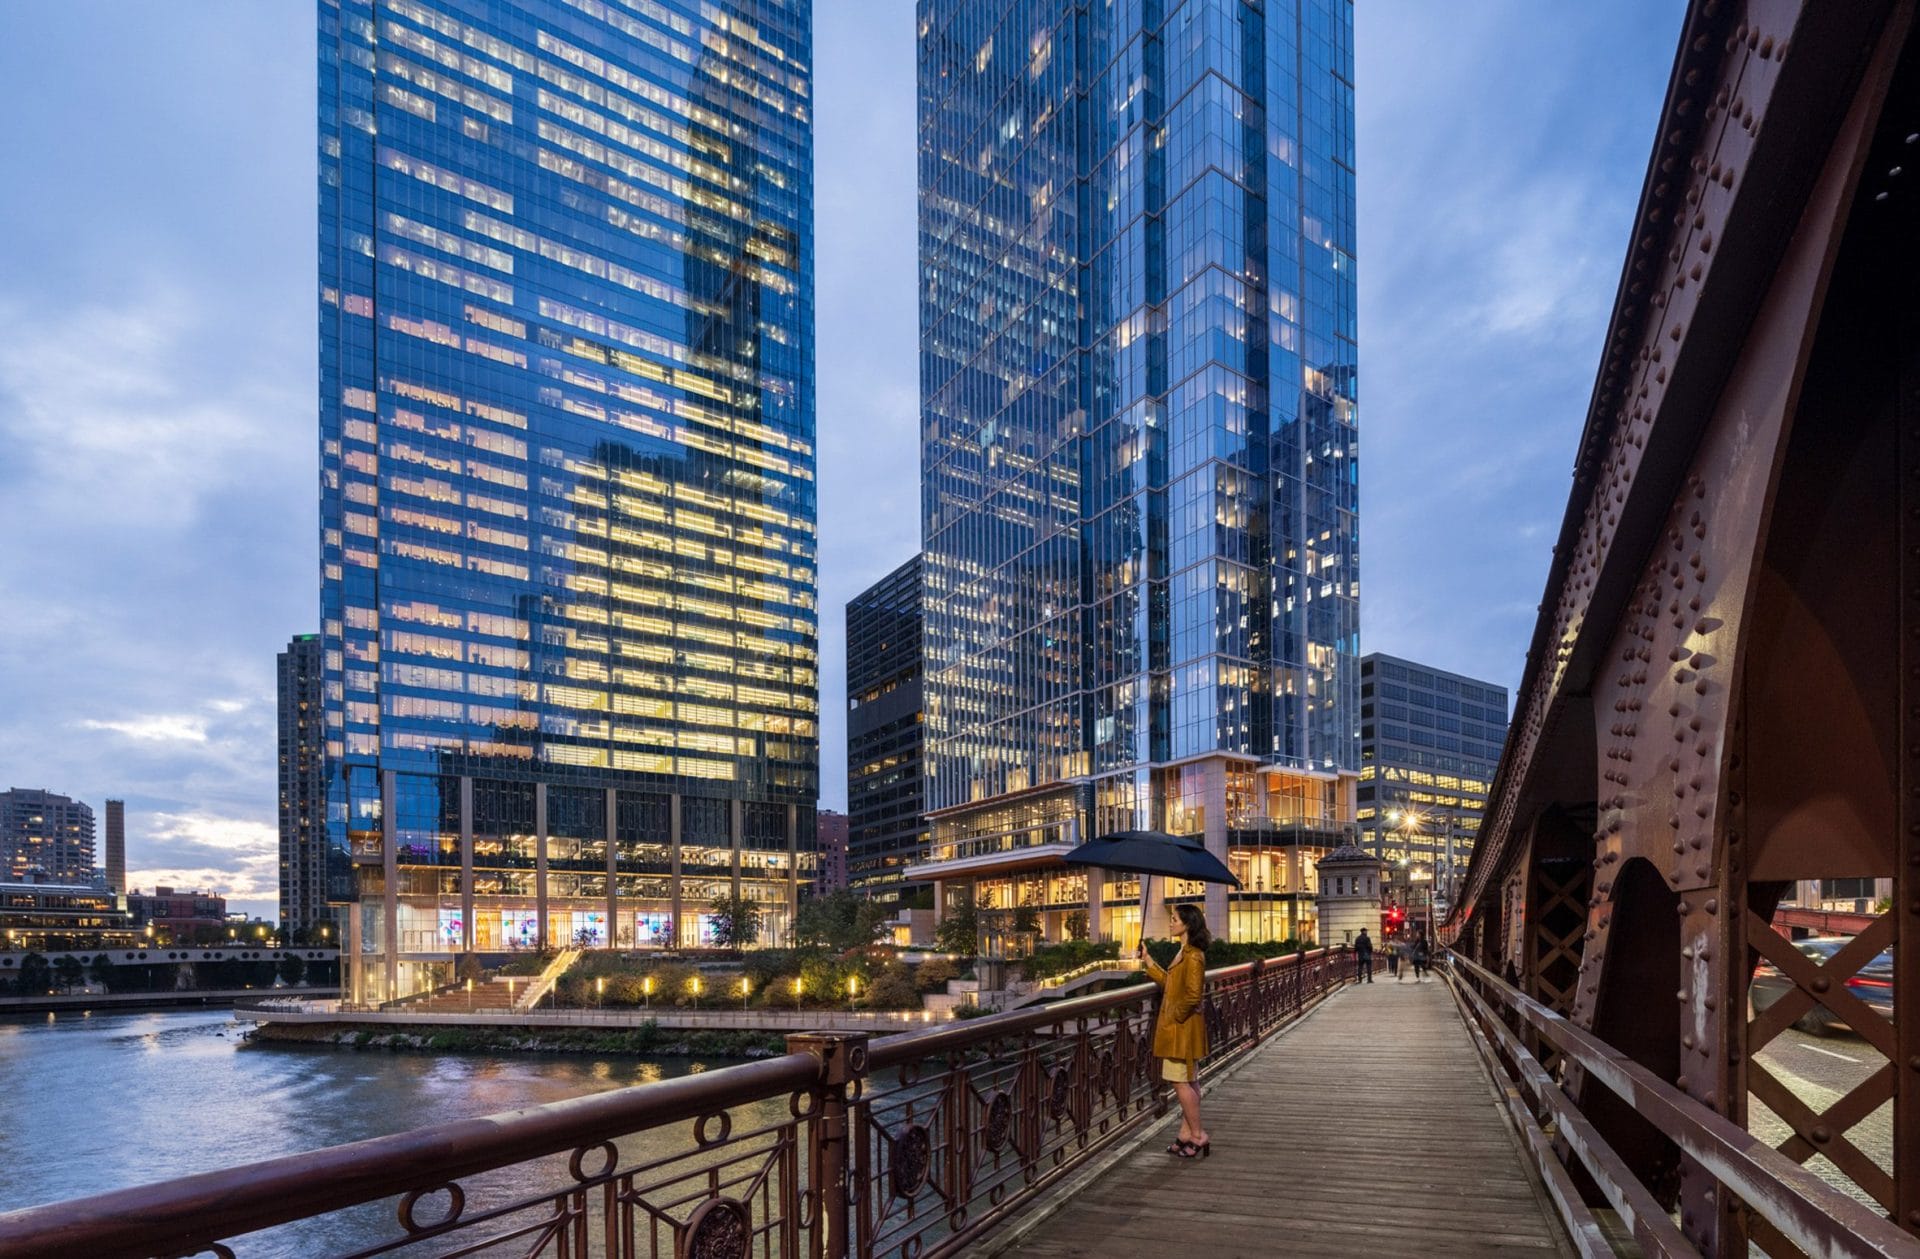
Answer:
0, 988, 339, 1016
246, 1019, 787, 1059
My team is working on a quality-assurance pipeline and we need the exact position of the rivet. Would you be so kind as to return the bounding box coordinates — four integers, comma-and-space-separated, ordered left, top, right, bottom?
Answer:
1811, 1125, 1832, 1144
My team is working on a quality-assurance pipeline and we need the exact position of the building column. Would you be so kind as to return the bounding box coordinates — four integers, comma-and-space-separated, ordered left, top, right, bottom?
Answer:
1202, 758, 1230, 943
605, 788, 618, 951
669, 793, 683, 947
380, 769, 398, 1001
1085, 867, 1104, 943
534, 782, 549, 952
730, 798, 744, 908
459, 776, 474, 954
786, 802, 799, 948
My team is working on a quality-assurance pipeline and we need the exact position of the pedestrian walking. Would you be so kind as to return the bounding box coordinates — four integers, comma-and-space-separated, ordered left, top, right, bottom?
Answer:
1354, 928, 1374, 982
1396, 937, 1412, 982
1387, 937, 1401, 979
1139, 903, 1211, 1159
1412, 935, 1431, 981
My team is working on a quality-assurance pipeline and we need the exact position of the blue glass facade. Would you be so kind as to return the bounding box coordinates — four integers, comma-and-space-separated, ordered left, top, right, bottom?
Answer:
319, 0, 815, 1000
916, 0, 1357, 947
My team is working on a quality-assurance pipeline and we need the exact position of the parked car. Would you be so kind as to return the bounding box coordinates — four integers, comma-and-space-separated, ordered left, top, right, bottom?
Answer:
1750, 936, 1892, 1036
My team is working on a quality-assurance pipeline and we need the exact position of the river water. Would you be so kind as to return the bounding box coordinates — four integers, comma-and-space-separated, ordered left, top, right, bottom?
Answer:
0, 1007, 780, 1255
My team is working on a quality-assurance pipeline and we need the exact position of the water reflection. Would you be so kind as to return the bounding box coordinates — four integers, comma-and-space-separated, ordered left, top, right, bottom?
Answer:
0, 1009, 778, 1256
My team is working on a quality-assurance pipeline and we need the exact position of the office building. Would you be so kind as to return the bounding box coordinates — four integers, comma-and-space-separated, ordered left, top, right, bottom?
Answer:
845, 555, 927, 896
318, 0, 817, 1001
913, 0, 1360, 948
278, 634, 330, 932
1357, 653, 1509, 901
0, 789, 97, 885
815, 809, 848, 892
103, 799, 126, 901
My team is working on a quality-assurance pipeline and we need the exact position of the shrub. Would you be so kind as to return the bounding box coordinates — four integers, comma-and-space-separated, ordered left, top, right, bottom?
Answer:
1018, 940, 1119, 982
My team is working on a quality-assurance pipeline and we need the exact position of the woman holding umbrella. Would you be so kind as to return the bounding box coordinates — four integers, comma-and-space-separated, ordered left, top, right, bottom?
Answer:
1139, 903, 1211, 1158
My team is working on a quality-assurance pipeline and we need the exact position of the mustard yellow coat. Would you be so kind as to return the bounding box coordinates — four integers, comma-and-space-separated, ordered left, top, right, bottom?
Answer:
1144, 945, 1208, 1064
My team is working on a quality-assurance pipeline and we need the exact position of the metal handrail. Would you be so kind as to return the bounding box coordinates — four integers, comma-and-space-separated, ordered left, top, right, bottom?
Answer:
1448, 953, 1915, 1258
0, 947, 1352, 1259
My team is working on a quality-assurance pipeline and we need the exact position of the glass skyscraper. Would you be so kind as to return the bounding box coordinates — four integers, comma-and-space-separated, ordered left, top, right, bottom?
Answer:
914, 0, 1358, 949
318, 0, 816, 1002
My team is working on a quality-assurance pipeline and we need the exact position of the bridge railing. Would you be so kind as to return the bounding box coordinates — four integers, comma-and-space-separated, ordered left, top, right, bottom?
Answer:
0, 946, 1355, 1259
1446, 953, 1912, 1259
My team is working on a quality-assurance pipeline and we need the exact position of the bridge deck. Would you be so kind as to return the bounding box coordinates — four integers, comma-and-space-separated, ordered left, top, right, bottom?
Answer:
998, 974, 1572, 1258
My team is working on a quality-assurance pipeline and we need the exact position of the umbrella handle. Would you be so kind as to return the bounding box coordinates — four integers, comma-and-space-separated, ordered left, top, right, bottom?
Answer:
1136, 873, 1151, 958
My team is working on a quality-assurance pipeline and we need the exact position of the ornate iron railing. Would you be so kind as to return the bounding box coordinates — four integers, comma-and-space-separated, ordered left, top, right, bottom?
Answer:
1447, 953, 1914, 1259
0, 947, 1357, 1259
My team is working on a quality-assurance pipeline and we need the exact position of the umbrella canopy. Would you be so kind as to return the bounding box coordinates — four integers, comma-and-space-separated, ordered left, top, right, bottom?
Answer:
1062, 830, 1242, 888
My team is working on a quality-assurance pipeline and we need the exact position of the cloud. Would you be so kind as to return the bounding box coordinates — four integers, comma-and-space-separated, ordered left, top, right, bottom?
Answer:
127, 811, 280, 910
79, 715, 210, 744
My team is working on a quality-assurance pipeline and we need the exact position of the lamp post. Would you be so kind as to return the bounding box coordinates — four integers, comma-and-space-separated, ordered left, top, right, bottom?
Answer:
739, 977, 750, 1011
792, 976, 803, 1012
691, 975, 702, 1010
596, 976, 605, 1010
643, 975, 654, 1010
847, 974, 859, 1013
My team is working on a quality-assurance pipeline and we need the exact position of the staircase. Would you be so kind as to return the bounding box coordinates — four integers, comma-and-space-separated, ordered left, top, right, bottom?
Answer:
511, 949, 581, 1012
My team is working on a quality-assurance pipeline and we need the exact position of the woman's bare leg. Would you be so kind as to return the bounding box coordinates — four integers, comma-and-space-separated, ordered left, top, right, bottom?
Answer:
1175, 1081, 1205, 1146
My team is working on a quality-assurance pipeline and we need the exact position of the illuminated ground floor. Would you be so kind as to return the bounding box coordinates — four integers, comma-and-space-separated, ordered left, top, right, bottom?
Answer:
336, 771, 810, 1005
908, 755, 1360, 954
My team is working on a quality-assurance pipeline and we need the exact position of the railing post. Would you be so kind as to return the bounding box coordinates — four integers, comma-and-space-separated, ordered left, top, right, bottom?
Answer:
787, 1032, 870, 1259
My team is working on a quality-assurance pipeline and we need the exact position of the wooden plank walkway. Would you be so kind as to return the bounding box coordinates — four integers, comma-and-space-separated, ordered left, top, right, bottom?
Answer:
996, 973, 1572, 1258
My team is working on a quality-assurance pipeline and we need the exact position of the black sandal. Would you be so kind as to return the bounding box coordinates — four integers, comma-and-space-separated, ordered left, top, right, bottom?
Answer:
1166, 1138, 1197, 1157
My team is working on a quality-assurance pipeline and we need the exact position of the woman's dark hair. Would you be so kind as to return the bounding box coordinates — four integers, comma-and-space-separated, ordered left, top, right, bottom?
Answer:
1175, 903, 1212, 951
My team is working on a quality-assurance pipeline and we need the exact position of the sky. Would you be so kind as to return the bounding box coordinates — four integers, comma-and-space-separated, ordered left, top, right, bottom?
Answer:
0, 2, 1683, 921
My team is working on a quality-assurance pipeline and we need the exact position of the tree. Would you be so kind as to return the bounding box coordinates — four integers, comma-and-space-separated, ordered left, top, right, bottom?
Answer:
52, 955, 86, 993
935, 887, 980, 957
16, 952, 50, 995
89, 953, 114, 991
277, 954, 307, 986
706, 891, 762, 949
863, 961, 920, 1011
1064, 910, 1089, 941
794, 890, 889, 952
458, 951, 485, 986
915, 956, 959, 992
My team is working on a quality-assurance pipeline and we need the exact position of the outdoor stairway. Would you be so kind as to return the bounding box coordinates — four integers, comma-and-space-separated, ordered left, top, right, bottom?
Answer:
998, 974, 1572, 1258
398, 981, 521, 1015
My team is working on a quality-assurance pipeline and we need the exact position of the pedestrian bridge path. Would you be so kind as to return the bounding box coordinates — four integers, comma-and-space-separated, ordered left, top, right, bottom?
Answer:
996, 973, 1573, 1258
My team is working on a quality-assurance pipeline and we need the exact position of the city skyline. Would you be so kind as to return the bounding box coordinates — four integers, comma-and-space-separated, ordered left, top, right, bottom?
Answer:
0, 1, 1684, 918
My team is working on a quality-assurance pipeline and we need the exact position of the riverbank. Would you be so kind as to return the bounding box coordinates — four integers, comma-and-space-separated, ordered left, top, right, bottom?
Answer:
246, 1019, 788, 1060
0, 988, 338, 1016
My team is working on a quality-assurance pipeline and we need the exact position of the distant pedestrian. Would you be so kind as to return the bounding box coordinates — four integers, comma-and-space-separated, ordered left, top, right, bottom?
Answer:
1354, 929, 1374, 983
1396, 938, 1413, 982
1139, 904, 1211, 1159
1412, 936, 1431, 981
1387, 938, 1400, 979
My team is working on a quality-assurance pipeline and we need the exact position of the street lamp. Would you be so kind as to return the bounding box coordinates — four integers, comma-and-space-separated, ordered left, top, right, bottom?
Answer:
596, 977, 605, 1010
466, 977, 474, 1011
792, 976, 803, 1012
691, 976, 702, 1010
847, 974, 859, 1012
739, 977, 750, 1011
643, 975, 654, 1010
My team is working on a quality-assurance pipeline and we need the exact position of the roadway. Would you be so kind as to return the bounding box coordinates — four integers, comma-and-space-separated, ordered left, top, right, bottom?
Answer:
1749, 1022, 1890, 1210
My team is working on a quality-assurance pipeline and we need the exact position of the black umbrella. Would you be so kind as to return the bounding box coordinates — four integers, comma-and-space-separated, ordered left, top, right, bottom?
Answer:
1062, 830, 1241, 950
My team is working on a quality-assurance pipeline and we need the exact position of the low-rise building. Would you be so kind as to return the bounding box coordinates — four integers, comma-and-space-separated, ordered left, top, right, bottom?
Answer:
0, 874, 136, 951
127, 887, 229, 944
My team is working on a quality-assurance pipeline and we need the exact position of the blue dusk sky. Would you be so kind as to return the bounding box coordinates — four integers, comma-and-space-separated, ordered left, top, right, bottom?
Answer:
0, 3, 1682, 919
